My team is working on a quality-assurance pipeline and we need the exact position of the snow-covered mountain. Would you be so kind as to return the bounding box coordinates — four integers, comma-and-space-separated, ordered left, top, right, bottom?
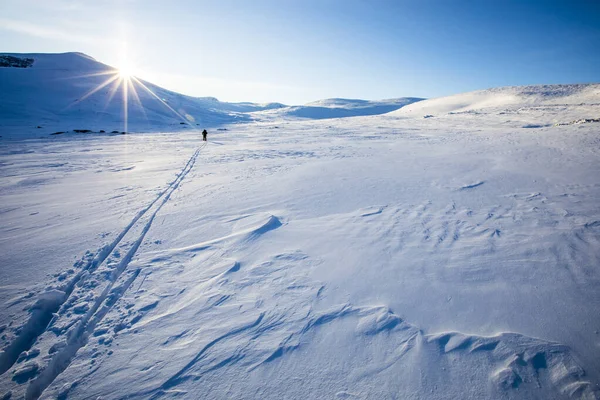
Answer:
253, 97, 424, 120
0, 53, 424, 138
0, 52, 288, 137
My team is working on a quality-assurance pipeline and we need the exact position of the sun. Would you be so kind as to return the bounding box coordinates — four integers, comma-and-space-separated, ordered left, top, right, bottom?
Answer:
68, 41, 193, 135
117, 42, 136, 79
118, 60, 135, 79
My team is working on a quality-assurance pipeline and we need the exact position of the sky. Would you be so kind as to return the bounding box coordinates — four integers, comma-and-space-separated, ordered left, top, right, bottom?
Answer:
1, 0, 599, 104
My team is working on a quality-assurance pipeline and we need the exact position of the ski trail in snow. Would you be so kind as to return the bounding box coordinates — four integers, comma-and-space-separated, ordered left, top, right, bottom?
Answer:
0, 143, 205, 399
0, 144, 204, 377
25, 144, 204, 399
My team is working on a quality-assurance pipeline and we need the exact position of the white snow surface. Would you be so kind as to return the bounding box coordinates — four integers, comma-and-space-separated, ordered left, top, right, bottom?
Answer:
1, 59, 600, 399
393, 84, 600, 118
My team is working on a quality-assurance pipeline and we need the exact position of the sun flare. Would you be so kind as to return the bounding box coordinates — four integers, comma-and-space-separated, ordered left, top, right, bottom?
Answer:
118, 61, 135, 79
68, 43, 192, 135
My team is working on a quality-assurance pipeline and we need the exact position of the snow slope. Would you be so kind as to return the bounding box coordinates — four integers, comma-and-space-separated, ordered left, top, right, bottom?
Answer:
0, 53, 286, 138
392, 84, 600, 118
253, 97, 424, 120
1, 83, 600, 399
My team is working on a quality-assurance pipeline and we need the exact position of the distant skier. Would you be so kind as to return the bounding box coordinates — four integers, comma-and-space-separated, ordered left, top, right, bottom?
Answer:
202, 129, 207, 142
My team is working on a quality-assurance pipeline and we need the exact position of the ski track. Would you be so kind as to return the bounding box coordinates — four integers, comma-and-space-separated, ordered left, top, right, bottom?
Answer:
39, 200, 597, 399
2, 158, 599, 399
0, 142, 205, 399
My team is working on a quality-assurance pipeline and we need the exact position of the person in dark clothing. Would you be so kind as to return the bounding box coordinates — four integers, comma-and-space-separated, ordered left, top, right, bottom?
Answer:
202, 129, 207, 141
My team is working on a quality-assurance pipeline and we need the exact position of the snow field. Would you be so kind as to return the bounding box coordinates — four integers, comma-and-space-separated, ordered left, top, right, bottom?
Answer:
1, 53, 600, 399
1, 107, 599, 398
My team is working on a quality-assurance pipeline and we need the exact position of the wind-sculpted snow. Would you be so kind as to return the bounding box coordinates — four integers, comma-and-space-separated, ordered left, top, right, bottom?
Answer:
3, 202, 598, 399
1, 83, 600, 399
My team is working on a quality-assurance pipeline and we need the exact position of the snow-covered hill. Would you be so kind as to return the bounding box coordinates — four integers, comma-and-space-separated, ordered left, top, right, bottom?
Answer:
253, 97, 424, 120
0, 53, 425, 138
392, 84, 600, 118
0, 52, 287, 138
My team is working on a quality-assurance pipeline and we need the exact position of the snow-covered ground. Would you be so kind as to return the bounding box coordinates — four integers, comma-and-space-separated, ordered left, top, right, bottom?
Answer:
1, 54, 600, 399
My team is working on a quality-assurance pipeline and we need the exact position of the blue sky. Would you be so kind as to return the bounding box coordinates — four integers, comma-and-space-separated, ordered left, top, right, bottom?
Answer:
1, 0, 599, 104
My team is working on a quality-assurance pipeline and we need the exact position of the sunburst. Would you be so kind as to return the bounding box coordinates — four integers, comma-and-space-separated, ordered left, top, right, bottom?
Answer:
117, 60, 135, 80
63, 50, 195, 133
